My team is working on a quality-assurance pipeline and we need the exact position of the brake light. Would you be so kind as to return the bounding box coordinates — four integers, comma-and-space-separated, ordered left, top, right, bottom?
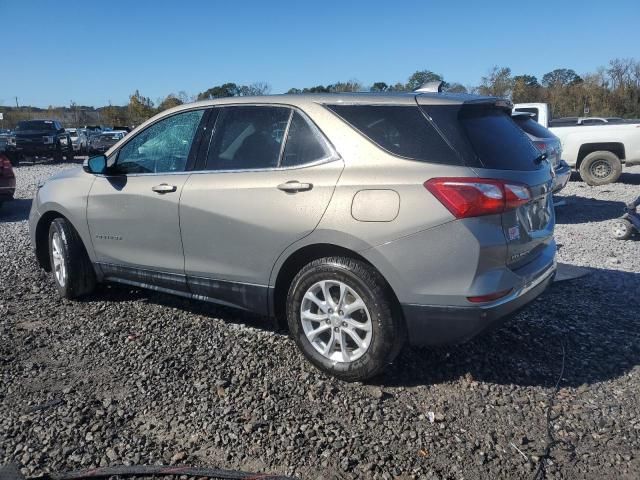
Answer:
0, 155, 14, 178
424, 178, 531, 219
534, 141, 547, 153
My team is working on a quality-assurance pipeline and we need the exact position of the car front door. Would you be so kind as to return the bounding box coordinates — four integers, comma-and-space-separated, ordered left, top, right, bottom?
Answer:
179, 106, 344, 312
87, 108, 208, 292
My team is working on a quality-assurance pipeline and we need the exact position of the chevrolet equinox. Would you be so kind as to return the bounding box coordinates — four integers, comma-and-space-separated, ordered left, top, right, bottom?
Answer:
29, 92, 557, 381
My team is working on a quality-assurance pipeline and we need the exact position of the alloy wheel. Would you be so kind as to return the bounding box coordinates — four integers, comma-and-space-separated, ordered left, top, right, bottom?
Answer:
300, 280, 372, 363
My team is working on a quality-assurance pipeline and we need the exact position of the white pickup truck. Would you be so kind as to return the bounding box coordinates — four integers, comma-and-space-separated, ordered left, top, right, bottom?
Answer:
514, 103, 640, 185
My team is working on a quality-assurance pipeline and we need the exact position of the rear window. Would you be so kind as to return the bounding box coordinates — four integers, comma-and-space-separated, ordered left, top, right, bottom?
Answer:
326, 105, 461, 165
512, 115, 553, 138
459, 107, 541, 171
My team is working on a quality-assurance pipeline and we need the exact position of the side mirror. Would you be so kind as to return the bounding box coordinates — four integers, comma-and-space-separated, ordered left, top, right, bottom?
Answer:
83, 155, 107, 174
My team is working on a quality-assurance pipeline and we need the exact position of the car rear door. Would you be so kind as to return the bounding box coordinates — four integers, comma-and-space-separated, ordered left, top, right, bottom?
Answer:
86, 108, 208, 292
179, 105, 343, 312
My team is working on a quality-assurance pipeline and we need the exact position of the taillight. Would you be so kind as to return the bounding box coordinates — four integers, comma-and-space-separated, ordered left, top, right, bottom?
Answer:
534, 141, 547, 153
424, 177, 531, 219
0, 154, 15, 178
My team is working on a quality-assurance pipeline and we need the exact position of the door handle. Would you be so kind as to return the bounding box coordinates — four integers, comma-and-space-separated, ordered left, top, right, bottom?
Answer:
277, 181, 313, 193
151, 183, 177, 194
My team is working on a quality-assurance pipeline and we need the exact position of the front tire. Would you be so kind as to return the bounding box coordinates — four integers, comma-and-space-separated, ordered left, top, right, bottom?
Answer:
286, 257, 404, 382
48, 218, 96, 299
611, 219, 633, 240
579, 151, 622, 186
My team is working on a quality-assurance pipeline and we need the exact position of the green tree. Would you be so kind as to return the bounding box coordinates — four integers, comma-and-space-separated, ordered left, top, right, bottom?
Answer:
128, 90, 155, 125
328, 80, 363, 93
197, 83, 240, 100
370, 82, 390, 92
406, 70, 447, 91
541, 69, 582, 88
445, 83, 468, 94
512, 75, 542, 103
157, 94, 184, 112
478, 66, 513, 98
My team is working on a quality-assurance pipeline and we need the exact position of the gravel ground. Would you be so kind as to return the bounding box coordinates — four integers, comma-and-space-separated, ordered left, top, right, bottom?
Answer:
1, 161, 639, 480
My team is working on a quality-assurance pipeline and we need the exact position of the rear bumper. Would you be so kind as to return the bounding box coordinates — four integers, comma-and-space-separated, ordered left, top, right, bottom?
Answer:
402, 259, 556, 346
552, 161, 571, 193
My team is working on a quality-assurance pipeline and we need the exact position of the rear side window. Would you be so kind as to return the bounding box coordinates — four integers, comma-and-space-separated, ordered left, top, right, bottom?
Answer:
512, 115, 553, 138
206, 106, 291, 170
281, 112, 330, 167
459, 107, 540, 171
326, 105, 461, 165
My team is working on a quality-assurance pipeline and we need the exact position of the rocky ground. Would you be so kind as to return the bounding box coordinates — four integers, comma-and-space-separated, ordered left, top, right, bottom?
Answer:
1, 161, 639, 480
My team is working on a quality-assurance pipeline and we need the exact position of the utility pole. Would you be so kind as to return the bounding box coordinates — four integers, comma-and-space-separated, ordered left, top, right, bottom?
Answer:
15, 96, 19, 108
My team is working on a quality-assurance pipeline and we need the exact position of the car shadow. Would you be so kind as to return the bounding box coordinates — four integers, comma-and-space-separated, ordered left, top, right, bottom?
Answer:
79, 264, 639, 389
0, 198, 32, 223
377, 265, 640, 388
555, 195, 625, 224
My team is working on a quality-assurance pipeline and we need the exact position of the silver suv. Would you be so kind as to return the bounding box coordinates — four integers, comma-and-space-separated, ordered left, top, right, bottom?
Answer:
29, 93, 557, 381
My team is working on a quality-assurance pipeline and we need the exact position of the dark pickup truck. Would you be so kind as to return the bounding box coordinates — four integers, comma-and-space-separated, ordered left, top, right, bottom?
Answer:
6, 120, 74, 165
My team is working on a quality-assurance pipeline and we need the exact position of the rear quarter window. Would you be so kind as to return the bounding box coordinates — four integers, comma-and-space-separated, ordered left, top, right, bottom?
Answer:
326, 105, 462, 165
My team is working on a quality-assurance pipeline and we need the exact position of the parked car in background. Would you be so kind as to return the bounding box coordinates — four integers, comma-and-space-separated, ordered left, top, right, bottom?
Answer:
0, 130, 11, 152
89, 130, 127, 154
30, 92, 556, 381
512, 112, 570, 193
6, 120, 74, 165
65, 128, 89, 154
514, 103, 640, 185
0, 154, 16, 209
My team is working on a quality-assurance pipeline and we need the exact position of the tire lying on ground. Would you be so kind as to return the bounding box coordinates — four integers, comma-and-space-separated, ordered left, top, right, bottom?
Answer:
579, 150, 623, 186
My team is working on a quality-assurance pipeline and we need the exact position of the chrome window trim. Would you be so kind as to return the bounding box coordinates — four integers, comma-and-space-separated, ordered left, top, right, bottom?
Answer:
105, 103, 342, 177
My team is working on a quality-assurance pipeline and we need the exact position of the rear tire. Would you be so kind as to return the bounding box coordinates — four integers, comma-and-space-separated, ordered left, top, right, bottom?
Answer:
286, 256, 405, 382
611, 219, 633, 240
48, 218, 96, 299
579, 151, 622, 186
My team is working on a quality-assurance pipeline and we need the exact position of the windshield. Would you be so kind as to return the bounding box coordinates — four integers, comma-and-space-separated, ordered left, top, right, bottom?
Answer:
16, 120, 56, 131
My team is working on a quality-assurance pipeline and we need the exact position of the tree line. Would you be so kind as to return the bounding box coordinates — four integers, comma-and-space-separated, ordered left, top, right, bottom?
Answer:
1, 57, 639, 129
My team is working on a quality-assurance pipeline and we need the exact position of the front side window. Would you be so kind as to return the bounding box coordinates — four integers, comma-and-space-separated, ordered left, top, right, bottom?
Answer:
281, 112, 331, 167
116, 110, 204, 174
206, 106, 291, 170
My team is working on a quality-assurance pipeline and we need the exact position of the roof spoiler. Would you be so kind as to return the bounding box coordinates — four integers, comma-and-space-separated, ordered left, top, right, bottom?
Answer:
414, 81, 444, 93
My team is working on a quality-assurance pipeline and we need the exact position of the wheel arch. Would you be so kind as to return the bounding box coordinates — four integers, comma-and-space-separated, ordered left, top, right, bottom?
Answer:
576, 143, 625, 168
271, 242, 403, 327
34, 210, 71, 271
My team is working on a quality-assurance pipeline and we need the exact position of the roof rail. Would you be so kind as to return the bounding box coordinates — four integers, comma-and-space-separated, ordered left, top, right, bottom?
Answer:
414, 81, 444, 93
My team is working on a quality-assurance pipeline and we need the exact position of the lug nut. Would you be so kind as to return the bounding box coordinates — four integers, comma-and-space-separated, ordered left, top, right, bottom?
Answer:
339, 310, 344, 315
342, 321, 347, 327
328, 308, 333, 314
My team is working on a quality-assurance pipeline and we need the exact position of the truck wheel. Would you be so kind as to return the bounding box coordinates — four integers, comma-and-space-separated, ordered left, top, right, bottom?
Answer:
286, 256, 405, 382
48, 218, 96, 299
579, 151, 622, 186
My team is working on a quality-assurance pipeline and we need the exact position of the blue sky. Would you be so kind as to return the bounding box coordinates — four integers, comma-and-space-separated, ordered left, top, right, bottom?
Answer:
1, 0, 638, 108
